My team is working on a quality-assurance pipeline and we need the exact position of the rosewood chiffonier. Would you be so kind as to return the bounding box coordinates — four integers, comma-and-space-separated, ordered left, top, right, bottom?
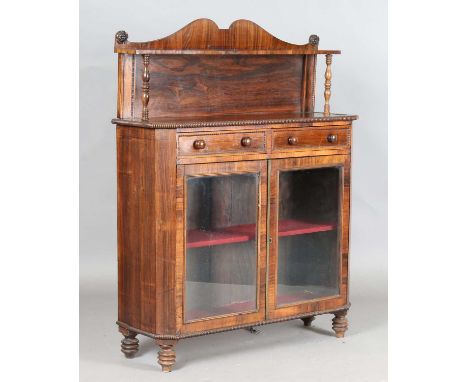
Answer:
112, 19, 358, 372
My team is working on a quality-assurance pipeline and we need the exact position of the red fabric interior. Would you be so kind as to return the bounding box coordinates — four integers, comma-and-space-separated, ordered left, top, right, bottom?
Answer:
187, 220, 335, 249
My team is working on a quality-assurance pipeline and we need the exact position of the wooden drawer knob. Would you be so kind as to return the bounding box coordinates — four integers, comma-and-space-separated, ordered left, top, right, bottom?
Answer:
193, 139, 206, 150
288, 136, 298, 145
327, 134, 338, 143
241, 137, 252, 147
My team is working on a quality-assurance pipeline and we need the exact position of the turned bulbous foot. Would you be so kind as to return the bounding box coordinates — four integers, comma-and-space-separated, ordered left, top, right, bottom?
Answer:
122, 336, 139, 358
301, 316, 315, 327
119, 326, 139, 358
156, 340, 177, 372
332, 310, 349, 338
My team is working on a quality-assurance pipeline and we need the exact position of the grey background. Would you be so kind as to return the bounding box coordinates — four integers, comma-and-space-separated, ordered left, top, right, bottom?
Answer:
80, 0, 387, 380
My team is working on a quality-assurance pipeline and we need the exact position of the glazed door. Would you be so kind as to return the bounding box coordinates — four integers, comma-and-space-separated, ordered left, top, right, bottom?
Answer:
267, 155, 350, 320
179, 161, 267, 332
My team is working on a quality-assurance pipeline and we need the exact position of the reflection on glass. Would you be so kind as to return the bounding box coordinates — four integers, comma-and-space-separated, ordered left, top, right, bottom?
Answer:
277, 167, 341, 306
185, 173, 258, 322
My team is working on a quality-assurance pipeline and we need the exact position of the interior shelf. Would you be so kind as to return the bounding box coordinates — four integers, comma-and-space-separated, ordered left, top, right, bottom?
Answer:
276, 291, 326, 305
186, 292, 335, 321
186, 289, 338, 321
187, 219, 335, 249
186, 300, 257, 321
186, 229, 251, 249
277, 219, 335, 237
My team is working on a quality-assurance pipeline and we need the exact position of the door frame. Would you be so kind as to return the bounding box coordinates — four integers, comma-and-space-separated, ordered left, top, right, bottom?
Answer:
266, 154, 350, 320
176, 160, 268, 334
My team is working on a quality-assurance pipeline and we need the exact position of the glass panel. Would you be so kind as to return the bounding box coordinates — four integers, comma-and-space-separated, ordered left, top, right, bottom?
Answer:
277, 167, 341, 306
185, 173, 258, 322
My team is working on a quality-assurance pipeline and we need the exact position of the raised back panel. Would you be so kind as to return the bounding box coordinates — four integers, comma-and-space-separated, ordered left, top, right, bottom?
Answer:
132, 55, 305, 118
116, 19, 327, 120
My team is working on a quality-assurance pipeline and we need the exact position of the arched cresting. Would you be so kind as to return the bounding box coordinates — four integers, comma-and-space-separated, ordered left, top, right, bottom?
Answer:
114, 19, 332, 53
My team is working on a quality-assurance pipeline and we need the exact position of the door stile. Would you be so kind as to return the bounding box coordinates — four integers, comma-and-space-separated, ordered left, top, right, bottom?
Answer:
265, 159, 272, 320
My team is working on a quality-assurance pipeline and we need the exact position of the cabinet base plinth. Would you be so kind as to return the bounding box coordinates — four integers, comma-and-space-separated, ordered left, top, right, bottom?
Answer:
117, 305, 351, 371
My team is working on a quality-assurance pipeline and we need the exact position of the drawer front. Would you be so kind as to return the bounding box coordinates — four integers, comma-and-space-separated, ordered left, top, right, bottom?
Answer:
272, 128, 350, 151
178, 131, 266, 156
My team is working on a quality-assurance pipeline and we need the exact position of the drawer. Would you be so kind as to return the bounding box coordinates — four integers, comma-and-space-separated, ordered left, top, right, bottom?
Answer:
272, 127, 350, 151
178, 131, 266, 156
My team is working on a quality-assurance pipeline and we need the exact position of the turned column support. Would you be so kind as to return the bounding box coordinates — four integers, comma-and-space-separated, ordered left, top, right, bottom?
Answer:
301, 316, 315, 327
118, 326, 139, 358
142, 54, 150, 120
156, 339, 177, 372
324, 54, 333, 115
332, 309, 349, 338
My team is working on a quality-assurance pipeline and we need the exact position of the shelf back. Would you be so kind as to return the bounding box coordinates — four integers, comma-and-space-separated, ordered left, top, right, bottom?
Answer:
126, 54, 313, 118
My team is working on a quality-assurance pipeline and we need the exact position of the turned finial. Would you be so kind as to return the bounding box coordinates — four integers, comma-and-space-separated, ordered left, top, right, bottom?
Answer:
309, 34, 320, 46
115, 30, 128, 44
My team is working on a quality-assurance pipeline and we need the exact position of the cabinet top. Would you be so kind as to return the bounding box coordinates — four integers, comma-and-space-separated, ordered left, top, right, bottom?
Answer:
114, 19, 340, 55
112, 112, 358, 129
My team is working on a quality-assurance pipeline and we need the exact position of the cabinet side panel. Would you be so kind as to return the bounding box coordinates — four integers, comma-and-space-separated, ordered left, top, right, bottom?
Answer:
300, 54, 317, 113
117, 127, 158, 333
154, 129, 178, 334
117, 54, 135, 119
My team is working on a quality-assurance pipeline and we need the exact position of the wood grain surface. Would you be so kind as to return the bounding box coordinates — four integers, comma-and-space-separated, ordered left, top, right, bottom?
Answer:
114, 19, 356, 372
132, 55, 305, 118
115, 19, 340, 55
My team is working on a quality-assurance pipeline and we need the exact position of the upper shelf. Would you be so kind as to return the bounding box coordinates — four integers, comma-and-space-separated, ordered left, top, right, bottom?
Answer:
114, 19, 341, 55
